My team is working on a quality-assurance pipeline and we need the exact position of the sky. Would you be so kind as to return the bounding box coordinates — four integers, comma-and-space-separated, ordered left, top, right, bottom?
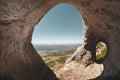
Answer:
31, 3, 84, 44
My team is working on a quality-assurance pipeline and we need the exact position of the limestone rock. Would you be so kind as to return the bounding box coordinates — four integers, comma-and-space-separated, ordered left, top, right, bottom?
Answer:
66, 45, 93, 66
0, 0, 120, 80
57, 62, 103, 80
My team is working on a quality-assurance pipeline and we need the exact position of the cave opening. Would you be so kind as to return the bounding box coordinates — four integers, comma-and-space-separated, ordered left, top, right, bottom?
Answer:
31, 3, 84, 71
96, 42, 108, 63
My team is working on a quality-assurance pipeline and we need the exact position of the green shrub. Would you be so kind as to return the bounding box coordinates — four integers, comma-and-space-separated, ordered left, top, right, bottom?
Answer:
56, 56, 67, 63
47, 61, 56, 67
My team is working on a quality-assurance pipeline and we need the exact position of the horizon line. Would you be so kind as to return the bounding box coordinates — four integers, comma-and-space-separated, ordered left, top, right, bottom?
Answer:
32, 42, 83, 45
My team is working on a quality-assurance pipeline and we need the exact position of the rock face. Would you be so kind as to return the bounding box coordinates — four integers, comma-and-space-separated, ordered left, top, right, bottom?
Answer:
0, 0, 120, 80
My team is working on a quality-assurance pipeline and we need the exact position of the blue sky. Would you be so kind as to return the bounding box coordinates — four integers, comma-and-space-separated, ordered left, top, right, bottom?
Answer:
31, 3, 83, 44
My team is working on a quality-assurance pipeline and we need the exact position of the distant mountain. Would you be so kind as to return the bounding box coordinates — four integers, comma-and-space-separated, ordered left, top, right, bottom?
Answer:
33, 43, 82, 51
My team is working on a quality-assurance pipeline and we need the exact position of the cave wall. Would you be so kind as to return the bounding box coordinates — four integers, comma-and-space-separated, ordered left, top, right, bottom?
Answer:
0, 0, 120, 80
0, 0, 59, 80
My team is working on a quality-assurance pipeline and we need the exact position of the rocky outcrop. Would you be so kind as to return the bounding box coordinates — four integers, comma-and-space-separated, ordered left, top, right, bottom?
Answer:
0, 0, 120, 80
57, 46, 103, 80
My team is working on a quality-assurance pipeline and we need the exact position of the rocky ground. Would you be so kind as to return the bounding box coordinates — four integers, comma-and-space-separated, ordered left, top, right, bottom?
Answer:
37, 45, 106, 80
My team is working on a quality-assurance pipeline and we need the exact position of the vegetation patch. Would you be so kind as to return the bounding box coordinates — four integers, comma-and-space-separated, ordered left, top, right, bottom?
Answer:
96, 42, 107, 60
45, 49, 75, 71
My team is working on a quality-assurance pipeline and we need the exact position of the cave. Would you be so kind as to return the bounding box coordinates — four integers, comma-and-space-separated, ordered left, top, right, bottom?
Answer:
0, 0, 120, 80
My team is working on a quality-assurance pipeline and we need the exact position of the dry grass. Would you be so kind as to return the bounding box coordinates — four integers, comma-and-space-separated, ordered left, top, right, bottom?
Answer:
39, 49, 75, 71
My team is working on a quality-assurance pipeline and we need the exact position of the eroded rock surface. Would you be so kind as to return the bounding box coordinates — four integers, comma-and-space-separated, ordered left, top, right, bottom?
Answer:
57, 62, 103, 80
57, 46, 103, 80
0, 0, 120, 80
